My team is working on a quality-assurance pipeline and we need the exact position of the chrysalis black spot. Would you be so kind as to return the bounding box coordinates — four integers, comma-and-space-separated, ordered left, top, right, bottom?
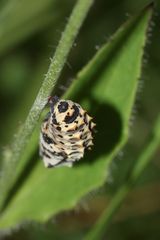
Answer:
58, 101, 69, 113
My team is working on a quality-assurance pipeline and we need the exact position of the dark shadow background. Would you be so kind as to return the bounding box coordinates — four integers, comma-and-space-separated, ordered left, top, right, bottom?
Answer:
75, 100, 122, 166
0, 0, 160, 239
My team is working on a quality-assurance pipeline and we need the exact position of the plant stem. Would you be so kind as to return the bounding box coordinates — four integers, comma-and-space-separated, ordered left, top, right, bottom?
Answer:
84, 114, 160, 240
0, 0, 94, 209
12, 0, 93, 162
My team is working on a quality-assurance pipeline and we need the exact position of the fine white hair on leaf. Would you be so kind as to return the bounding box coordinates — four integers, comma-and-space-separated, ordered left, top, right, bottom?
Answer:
59, 84, 68, 91
66, 60, 72, 69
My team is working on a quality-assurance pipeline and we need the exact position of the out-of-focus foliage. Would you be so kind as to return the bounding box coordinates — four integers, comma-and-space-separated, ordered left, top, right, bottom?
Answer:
0, 0, 159, 239
0, 5, 151, 228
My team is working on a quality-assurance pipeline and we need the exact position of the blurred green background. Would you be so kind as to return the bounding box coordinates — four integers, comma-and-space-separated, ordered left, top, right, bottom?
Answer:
0, 0, 160, 239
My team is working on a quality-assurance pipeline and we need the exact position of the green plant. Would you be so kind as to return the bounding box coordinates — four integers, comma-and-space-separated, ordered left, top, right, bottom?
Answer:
0, 1, 159, 239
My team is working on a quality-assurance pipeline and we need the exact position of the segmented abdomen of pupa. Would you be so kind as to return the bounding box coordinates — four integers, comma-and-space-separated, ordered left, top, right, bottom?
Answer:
40, 96, 96, 168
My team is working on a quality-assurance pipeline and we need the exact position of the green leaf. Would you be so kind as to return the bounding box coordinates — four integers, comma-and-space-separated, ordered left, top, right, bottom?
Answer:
84, 112, 160, 240
0, 4, 152, 228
